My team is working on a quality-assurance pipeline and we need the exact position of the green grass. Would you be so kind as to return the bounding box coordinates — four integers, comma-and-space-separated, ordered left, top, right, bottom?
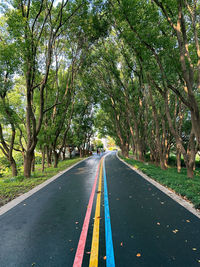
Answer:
0, 157, 84, 207
120, 155, 200, 210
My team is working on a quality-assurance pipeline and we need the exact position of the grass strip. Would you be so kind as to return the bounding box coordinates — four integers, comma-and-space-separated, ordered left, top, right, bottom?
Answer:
119, 155, 200, 210
0, 157, 85, 207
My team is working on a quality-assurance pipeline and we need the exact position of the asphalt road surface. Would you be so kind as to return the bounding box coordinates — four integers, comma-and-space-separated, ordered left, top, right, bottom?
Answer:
0, 152, 200, 267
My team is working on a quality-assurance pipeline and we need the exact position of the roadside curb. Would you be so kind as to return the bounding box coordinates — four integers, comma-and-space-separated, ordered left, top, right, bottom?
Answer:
0, 157, 90, 216
116, 153, 200, 219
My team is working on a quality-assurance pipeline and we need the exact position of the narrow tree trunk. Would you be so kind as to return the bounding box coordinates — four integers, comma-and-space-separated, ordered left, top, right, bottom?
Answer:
132, 145, 136, 159
177, 148, 182, 173
164, 144, 170, 168
186, 163, 194, 178
46, 146, 51, 167
67, 147, 72, 159
164, 152, 169, 168
137, 142, 144, 161
42, 149, 45, 172
62, 147, 66, 160
54, 151, 59, 168
24, 151, 34, 178
149, 85, 167, 170
150, 152, 154, 162
0, 123, 18, 177
11, 158, 17, 177
31, 154, 35, 172
160, 158, 166, 170
80, 148, 83, 158
121, 144, 129, 157
186, 132, 196, 178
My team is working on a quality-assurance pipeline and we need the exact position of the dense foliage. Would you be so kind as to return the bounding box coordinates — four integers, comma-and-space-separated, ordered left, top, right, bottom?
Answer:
0, 0, 200, 179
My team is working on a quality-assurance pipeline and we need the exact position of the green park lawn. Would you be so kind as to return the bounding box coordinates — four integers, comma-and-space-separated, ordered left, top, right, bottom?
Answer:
0, 157, 84, 207
120, 155, 200, 210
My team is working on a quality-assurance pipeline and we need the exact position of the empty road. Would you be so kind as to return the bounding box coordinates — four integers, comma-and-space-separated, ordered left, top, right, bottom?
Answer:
0, 152, 200, 266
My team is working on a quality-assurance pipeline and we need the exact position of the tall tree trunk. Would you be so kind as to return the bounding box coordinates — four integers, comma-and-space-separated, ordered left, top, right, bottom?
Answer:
0, 122, 18, 177
24, 151, 34, 178
68, 147, 72, 159
164, 92, 196, 178
186, 162, 194, 178
149, 85, 167, 170
80, 148, 83, 158
46, 146, 52, 167
31, 153, 35, 172
137, 142, 144, 161
11, 158, 17, 177
54, 150, 59, 168
42, 149, 45, 172
186, 132, 196, 178
121, 143, 129, 157
176, 148, 182, 173
62, 147, 66, 160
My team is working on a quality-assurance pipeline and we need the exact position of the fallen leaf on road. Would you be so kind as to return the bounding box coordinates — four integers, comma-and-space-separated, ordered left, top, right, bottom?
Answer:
186, 220, 190, 223
157, 222, 160, 225
172, 229, 179, 234
120, 242, 123, 247
75, 222, 79, 224
86, 251, 91, 254
136, 253, 141, 257
103, 256, 106, 260
160, 202, 164, 205
192, 248, 197, 251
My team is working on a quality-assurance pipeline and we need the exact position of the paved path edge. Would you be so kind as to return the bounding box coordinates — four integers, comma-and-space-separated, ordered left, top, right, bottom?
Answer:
116, 153, 200, 219
0, 157, 90, 216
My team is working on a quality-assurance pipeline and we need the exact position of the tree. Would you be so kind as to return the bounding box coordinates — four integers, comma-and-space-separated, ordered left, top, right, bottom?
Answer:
5, 0, 87, 177
0, 16, 20, 176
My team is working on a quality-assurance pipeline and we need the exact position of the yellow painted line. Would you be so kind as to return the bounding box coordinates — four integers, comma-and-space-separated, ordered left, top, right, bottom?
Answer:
89, 158, 103, 267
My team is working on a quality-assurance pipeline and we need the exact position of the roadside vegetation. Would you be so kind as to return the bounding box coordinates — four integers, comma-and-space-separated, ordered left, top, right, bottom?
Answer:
120, 154, 200, 210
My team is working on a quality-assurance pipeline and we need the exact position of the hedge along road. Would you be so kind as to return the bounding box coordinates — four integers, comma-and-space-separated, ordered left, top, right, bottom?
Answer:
0, 152, 200, 266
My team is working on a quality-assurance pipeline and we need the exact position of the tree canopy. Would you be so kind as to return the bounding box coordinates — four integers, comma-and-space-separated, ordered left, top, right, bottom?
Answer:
0, 0, 200, 178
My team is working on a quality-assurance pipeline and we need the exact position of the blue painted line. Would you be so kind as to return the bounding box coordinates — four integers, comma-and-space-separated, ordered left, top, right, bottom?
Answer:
103, 159, 115, 267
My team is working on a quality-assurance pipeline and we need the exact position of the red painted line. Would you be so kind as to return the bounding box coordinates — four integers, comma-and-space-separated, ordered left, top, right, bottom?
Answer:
73, 161, 101, 267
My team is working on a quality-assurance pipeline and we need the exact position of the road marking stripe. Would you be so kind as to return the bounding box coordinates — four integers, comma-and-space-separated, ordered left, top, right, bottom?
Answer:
103, 159, 115, 267
73, 161, 101, 267
89, 158, 103, 267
